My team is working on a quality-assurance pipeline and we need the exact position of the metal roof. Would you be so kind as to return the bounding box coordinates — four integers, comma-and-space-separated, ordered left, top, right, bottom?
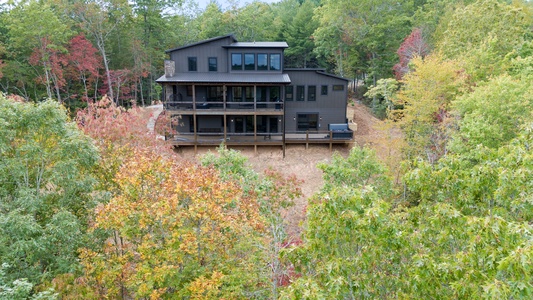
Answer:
156, 72, 291, 84
284, 68, 350, 81
165, 34, 237, 53
223, 42, 289, 48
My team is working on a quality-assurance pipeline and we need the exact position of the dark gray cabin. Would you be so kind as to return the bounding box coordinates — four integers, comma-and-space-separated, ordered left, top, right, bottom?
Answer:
156, 34, 352, 151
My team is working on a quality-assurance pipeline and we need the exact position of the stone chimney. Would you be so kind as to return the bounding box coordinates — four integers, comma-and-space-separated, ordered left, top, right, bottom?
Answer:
164, 60, 175, 77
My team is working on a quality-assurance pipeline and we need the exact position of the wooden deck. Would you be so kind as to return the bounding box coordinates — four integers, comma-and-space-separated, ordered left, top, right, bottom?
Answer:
169, 131, 353, 153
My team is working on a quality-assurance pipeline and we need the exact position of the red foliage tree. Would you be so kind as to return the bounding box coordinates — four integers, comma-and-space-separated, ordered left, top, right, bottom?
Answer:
29, 37, 67, 102
393, 28, 430, 80
65, 34, 102, 103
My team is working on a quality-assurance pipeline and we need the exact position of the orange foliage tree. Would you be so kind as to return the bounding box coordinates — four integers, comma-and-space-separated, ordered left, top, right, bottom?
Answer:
77, 149, 265, 299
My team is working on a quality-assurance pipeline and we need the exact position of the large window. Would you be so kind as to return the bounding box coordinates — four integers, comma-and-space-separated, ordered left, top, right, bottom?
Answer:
257, 54, 268, 70
321, 85, 328, 95
269, 54, 281, 71
297, 113, 318, 131
256, 87, 267, 102
296, 85, 305, 101
308, 86, 316, 101
208, 57, 217, 72
244, 54, 255, 70
231, 53, 242, 70
232, 87, 242, 101
270, 86, 280, 101
285, 86, 293, 101
245, 87, 254, 101
188, 57, 197, 71
207, 86, 223, 101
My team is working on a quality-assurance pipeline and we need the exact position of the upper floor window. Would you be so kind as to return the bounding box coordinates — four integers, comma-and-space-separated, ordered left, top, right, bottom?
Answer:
188, 57, 197, 71
244, 54, 255, 70
296, 85, 305, 101
231, 53, 242, 70
321, 85, 328, 95
269, 54, 281, 71
257, 54, 268, 70
285, 86, 293, 101
333, 84, 345, 91
308, 86, 316, 101
208, 57, 217, 72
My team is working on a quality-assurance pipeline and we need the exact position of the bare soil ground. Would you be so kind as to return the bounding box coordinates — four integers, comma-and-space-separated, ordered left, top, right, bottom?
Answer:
172, 101, 388, 238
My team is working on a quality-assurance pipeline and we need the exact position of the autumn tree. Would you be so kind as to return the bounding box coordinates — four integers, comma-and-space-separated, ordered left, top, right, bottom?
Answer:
392, 53, 467, 163
6, 1, 72, 101
74, 149, 266, 299
76, 97, 173, 193
65, 34, 102, 105
393, 28, 430, 80
201, 146, 302, 299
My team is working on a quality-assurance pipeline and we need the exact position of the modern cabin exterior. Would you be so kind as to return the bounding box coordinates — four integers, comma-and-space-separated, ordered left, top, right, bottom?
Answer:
156, 34, 352, 151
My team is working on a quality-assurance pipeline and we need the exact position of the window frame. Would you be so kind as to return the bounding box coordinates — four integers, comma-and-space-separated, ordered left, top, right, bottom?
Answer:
188, 57, 197, 72
244, 53, 255, 70
332, 84, 345, 91
269, 54, 281, 71
296, 85, 305, 101
208, 57, 217, 72
207, 86, 223, 101
321, 85, 328, 95
308, 85, 316, 101
232, 86, 242, 102
297, 113, 319, 131
285, 86, 294, 101
257, 54, 268, 70
231, 53, 243, 71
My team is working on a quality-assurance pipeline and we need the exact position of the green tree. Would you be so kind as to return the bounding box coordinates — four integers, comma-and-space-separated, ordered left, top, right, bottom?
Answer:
283, 0, 319, 68
6, 1, 72, 101
201, 146, 302, 299
0, 95, 99, 287
434, 0, 533, 81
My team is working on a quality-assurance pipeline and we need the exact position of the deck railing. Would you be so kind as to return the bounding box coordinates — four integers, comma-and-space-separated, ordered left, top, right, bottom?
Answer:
164, 101, 283, 111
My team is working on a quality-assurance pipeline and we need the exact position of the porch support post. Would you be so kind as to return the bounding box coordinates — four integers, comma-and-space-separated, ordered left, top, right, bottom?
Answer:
224, 114, 227, 142
223, 84, 227, 110
282, 85, 286, 158
192, 84, 197, 147
254, 85, 257, 110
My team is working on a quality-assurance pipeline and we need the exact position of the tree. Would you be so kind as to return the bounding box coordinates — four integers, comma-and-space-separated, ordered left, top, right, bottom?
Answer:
392, 53, 467, 163
283, 0, 319, 68
434, 0, 533, 81
65, 34, 102, 105
393, 28, 430, 80
0, 95, 100, 288
75, 149, 266, 299
201, 146, 303, 299
314, 0, 415, 84
6, 1, 72, 101
74, 0, 128, 102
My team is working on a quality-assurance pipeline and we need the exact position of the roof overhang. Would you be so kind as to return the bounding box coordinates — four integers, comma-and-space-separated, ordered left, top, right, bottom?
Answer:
156, 73, 291, 84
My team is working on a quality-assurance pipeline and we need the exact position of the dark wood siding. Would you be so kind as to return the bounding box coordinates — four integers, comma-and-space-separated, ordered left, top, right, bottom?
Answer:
169, 37, 233, 73
283, 70, 348, 132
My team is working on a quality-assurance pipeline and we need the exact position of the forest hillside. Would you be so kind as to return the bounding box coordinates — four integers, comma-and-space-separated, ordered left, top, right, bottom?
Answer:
2, 0, 533, 299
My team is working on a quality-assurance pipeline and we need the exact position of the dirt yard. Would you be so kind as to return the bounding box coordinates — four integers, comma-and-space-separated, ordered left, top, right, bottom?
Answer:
172, 101, 389, 238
